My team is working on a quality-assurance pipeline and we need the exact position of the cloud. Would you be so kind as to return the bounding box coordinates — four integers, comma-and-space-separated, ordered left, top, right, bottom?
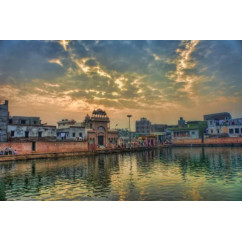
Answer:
0, 40, 241, 127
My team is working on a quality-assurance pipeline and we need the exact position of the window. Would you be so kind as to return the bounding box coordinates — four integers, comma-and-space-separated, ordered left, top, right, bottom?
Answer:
25, 131, 29, 138
192, 131, 195, 135
235, 128, 239, 134
210, 121, 213, 125
9, 119, 12, 124
229, 129, 234, 134
241, 128, 242, 133
11, 131, 15, 137
79, 133, 82, 137
21, 120, 26, 124
211, 129, 213, 133
217, 129, 220, 134
72, 133, 75, 137
38, 132, 42, 138
34, 121, 37, 125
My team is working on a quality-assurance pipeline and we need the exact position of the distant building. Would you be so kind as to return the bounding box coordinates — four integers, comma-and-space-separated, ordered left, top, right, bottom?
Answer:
8, 116, 56, 141
178, 117, 186, 126
57, 119, 76, 129
150, 125, 168, 143
0, 100, 9, 142
205, 116, 242, 138
56, 119, 85, 141
169, 121, 207, 140
170, 128, 200, 140
0, 100, 56, 142
150, 124, 167, 133
204, 112, 232, 121
135, 118, 169, 142
136, 117, 151, 134
204, 112, 232, 135
225, 118, 242, 137
83, 109, 118, 147
9, 116, 41, 125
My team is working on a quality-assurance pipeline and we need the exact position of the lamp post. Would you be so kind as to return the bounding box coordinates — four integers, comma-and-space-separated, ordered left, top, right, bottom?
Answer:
127, 114, 132, 144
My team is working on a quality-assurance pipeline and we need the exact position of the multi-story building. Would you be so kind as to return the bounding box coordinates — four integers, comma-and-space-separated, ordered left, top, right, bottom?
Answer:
136, 117, 151, 134
225, 118, 242, 137
204, 112, 232, 135
207, 117, 242, 137
8, 116, 56, 141
0, 100, 9, 142
0, 100, 56, 142
56, 119, 85, 141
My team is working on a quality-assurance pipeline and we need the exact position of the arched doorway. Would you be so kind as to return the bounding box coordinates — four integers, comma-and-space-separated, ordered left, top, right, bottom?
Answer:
98, 135, 104, 146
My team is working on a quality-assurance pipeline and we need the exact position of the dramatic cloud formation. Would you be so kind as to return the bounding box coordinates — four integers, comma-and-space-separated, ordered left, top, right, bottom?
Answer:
0, 40, 241, 129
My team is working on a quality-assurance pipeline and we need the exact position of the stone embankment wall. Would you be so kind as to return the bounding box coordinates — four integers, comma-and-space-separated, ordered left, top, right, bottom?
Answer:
172, 137, 242, 145
0, 141, 88, 155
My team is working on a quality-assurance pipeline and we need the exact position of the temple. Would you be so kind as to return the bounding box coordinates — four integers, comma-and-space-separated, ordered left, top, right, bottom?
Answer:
83, 109, 118, 147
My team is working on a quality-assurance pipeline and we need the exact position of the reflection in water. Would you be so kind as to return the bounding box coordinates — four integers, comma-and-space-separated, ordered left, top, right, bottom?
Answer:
0, 147, 242, 201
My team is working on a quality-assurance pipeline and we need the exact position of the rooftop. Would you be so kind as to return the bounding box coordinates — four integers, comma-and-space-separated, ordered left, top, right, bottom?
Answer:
204, 112, 232, 121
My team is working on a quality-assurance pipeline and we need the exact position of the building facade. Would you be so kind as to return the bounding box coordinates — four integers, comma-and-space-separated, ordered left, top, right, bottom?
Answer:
226, 119, 242, 137
204, 112, 232, 135
203, 112, 242, 137
83, 109, 118, 147
150, 124, 167, 133
56, 119, 85, 141
0, 100, 56, 142
57, 119, 76, 129
0, 100, 9, 142
170, 129, 199, 140
178, 117, 186, 126
8, 123, 56, 141
136, 117, 151, 134
169, 121, 207, 140
205, 117, 242, 137
9, 116, 41, 125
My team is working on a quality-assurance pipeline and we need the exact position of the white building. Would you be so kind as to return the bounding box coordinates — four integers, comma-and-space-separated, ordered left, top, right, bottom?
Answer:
170, 129, 199, 140
204, 112, 231, 135
0, 100, 57, 141
8, 123, 56, 141
204, 112, 242, 137
56, 119, 86, 141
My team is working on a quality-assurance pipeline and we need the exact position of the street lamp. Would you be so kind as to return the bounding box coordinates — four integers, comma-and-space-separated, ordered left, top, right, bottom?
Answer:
127, 114, 132, 144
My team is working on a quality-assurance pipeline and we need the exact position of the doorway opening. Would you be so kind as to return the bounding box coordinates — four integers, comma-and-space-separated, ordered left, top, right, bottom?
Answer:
98, 136, 104, 146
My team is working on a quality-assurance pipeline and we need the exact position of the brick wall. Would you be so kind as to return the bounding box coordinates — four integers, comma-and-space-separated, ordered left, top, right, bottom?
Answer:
172, 138, 202, 145
0, 141, 88, 155
204, 137, 242, 144
172, 137, 242, 145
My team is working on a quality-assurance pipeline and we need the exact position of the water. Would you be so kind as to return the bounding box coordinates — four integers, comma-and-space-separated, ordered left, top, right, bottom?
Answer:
0, 147, 242, 201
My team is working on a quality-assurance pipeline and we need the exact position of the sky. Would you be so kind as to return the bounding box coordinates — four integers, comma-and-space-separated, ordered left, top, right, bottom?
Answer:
0, 40, 241, 130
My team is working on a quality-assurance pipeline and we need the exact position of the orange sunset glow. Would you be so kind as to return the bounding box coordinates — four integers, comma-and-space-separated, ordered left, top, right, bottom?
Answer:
0, 40, 241, 128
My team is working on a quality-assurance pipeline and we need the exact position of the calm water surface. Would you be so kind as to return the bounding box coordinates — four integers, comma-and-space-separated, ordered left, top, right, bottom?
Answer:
0, 147, 242, 201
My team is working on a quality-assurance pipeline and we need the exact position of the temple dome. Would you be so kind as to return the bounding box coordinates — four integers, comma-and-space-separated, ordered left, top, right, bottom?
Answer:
92, 109, 107, 116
